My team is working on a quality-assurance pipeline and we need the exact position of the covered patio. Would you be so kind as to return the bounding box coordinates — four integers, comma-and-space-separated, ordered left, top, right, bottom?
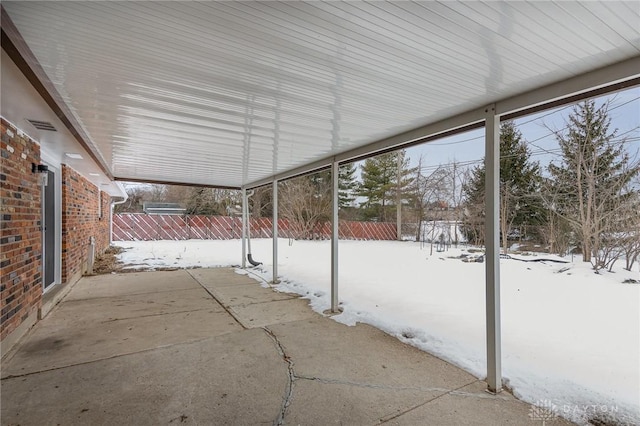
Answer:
0, 268, 572, 425
1, 2, 639, 423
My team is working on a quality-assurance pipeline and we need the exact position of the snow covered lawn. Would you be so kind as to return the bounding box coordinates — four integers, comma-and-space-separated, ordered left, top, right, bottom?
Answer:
114, 239, 639, 425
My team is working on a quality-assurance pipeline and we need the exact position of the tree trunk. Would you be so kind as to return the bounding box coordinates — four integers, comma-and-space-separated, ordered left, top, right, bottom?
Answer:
582, 238, 591, 263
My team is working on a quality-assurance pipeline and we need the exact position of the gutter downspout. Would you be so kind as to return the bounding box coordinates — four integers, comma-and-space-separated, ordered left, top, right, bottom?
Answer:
110, 182, 128, 245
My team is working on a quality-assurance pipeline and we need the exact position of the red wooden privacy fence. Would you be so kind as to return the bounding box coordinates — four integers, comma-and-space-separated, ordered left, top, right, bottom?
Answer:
112, 214, 397, 241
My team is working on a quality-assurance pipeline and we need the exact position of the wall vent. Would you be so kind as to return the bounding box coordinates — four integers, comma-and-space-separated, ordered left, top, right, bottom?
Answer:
27, 119, 57, 132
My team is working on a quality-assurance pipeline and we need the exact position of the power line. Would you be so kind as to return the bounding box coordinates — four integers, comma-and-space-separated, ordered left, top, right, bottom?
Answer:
415, 138, 639, 174
421, 95, 640, 148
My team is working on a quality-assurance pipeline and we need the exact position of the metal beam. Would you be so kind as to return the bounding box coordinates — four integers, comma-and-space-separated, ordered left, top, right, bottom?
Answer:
484, 105, 502, 394
113, 176, 240, 190
496, 56, 640, 117
331, 160, 339, 313
241, 188, 247, 269
272, 180, 279, 284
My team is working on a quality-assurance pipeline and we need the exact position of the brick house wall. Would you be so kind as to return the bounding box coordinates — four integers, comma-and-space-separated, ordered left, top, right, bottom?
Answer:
1, 119, 43, 341
61, 165, 110, 284
1, 119, 112, 354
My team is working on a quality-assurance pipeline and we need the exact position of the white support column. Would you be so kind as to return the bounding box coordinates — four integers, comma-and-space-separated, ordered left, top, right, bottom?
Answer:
331, 160, 339, 312
272, 180, 279, 284
396, 152, 402, 241
484, 105, 502, 393
241, 187, 247, 269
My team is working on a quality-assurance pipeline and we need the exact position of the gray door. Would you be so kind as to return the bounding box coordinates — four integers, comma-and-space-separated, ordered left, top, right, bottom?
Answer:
43, 170, 55, 289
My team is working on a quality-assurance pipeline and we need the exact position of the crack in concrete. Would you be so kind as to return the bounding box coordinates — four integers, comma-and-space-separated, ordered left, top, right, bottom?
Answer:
448, 388, 513, 401
186, 270, 247, 330
295, 374, 512, 401
64, 287, 202, 302
254, 332, 504, 426
262, 327, 295, 426
377, 379, 481, 424
0, 336, 216, 381
99, 308, 212, 323
295, 374, 451, 392
295, 374, 513, 402
228, 295, 299, 308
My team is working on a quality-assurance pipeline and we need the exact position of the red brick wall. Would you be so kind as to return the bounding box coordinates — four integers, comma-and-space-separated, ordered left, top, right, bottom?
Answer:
1, 119, 43, 341
61, 165, 110, 283
96, 191, 111, 253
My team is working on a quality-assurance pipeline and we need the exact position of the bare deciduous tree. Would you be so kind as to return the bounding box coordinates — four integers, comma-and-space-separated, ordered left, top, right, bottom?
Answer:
449, 160, 468, 247
148, 184, 167, 201
279, 173, 331, 240
545, 100, 639, 270
413, 160, 450, 245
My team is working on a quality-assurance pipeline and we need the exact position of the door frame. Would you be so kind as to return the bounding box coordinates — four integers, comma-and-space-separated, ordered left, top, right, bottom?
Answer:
41, 161, 62, 292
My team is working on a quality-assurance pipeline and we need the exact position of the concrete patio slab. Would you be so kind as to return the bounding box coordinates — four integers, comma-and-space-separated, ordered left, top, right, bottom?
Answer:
2, 270, 241, 378
59, 287, 226, 321
2, 309, 241, 378
229, 298, 318, 328
217, 284, 298, 306
285, 379, 444, 425
190, 271, 297, 307
187, 268, 314, 328
1, 329, 287, 426
188, 267, 254, 288
269, 318, 475, 390
1, 267, 575, 425
387, 380, 568, 425
65, 270, 200, 300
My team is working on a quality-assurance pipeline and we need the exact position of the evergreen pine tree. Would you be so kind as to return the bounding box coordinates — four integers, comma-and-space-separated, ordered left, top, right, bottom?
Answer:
185, 188, 218, 215
309, 163, 358, 210
358, 150, 415, 222
338, 162, 358, 209
462, 121, 543, 251
547, 100, 637, 265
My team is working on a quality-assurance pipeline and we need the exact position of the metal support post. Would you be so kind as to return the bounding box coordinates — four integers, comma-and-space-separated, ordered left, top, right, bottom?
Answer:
272, 180, 279, 284
396, 152, 402, 240
241, 187, 247, 269
484, 105, 502, 393
331, 160, 339, 312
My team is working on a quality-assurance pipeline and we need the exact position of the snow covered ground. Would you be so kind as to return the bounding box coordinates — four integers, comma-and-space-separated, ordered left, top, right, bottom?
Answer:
114, 239, 640, 425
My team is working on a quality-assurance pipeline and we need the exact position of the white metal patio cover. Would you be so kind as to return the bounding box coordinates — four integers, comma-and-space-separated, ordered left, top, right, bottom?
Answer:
2, 1, 639, 393
3, 1, 639, 189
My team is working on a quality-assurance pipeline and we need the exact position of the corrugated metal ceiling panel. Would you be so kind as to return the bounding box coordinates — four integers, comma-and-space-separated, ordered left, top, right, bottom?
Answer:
3, 1, 639, 187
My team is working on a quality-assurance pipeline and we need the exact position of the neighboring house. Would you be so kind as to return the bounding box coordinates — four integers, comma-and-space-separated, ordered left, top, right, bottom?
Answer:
143, 202, 186, 215
1, 50, 127, 357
